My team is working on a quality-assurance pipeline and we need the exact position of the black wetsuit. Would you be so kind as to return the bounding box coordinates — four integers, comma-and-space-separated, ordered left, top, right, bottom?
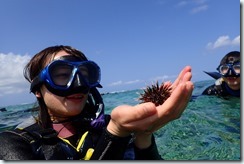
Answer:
0, 115, 162, 160
202, 79, 240, 97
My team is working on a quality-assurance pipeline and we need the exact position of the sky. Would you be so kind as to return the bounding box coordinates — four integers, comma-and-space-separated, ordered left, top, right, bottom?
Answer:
0, 0, 241, 107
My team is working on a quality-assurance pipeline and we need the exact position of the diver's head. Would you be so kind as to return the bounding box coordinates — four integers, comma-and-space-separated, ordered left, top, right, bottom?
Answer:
23, 45, 102, 127
217, 51, 240, 78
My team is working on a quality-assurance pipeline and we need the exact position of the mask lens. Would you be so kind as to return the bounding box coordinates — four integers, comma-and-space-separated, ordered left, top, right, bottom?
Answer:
31, 58, 101, 96
233, 64, 240, 74
219, 65, 229, 75
78, 62, 100, 86
49, 62, 73, 87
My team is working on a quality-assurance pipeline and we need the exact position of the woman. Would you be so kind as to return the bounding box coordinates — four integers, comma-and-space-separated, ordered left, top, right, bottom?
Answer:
0, 45, 193, 160
202, 51, 240, 97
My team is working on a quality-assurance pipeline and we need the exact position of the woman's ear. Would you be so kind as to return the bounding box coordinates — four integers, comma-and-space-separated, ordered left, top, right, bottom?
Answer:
35, 91, 42, 98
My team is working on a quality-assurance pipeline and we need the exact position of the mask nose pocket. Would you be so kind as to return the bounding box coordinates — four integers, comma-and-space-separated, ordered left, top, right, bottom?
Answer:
72, 73, 83, 87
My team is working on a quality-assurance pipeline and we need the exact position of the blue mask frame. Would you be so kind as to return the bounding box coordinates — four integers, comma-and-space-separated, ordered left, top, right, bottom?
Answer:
216, 62, 240, 77
31, 58, 102, 96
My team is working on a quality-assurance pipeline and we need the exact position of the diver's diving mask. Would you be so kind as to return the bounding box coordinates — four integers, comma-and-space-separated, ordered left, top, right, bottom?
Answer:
30, 56, 102, 96
217, 62, 240, 77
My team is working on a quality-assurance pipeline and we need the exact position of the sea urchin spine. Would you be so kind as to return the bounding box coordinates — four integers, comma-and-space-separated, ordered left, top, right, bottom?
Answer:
139, 81, 172, 106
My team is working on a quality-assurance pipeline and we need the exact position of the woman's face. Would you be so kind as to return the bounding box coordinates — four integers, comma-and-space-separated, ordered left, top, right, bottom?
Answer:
223, 76, 240, 90
37, 51, 88, 122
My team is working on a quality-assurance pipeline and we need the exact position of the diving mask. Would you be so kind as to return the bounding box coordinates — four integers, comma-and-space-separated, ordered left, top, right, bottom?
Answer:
217, 62, 240, 77
30, 56, 102, 96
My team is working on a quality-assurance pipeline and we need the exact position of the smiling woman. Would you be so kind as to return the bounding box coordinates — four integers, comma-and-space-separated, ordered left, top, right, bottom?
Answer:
202, 51, 240, 97
0, 45, 193, 160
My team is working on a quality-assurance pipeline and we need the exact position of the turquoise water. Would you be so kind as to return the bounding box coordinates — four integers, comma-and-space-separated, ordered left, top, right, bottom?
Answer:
0, 80, 240, 160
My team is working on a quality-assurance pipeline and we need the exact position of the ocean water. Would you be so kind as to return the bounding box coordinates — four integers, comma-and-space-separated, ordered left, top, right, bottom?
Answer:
0, 80, 240, 160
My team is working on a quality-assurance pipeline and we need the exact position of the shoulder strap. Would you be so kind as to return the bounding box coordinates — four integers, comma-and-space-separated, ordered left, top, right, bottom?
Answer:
24, 123, 58, 144
15, 123, 58, 143
9, 123, 59, 159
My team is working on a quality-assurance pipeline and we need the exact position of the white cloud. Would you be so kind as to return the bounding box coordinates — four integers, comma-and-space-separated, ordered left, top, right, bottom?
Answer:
232, 35, 240, 46
151, 75, 170, 82
190, 4, 208, 14
124, 80, 142, 85
109, 79, 142, 86
206, 35, 240, 50
176, 0, 208, 14
194, 0, 208, 5
150, 74, 177, 83
109, 80, 123, 86
108, 74, 176, 88
176, 1, 188, 7
0, 53, 31, 97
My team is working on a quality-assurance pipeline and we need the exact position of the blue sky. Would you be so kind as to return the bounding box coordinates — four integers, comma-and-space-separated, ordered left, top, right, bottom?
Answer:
0, 0, 241, 107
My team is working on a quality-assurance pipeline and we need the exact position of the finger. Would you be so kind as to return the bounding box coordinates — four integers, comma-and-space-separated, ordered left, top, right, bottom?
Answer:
182, 71, 192, 83
111, 103, 157, 123
110, 105, 133, 123
172, 66, 192, 89
164, 81, 172, 88
133, 102, 157, 119
143, 81, 194, 133
171, 81, 194, 109
149, 83, 190, 131
133, 82, 194, 133
113, 103, 158, 132
170, 81, 194, 118
156, 81, 191, 120
185, 81, 194, 104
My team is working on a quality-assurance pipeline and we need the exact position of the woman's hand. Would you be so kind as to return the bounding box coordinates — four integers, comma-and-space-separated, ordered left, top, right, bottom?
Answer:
107, 66, 194, 146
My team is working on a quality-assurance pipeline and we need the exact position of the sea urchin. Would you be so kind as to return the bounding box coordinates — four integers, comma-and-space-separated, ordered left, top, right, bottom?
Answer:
139, 81, 172, 106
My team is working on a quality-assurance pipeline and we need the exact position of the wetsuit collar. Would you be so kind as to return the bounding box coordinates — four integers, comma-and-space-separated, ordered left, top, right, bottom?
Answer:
224, 83, 240, 97
52, 122, 76, 138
